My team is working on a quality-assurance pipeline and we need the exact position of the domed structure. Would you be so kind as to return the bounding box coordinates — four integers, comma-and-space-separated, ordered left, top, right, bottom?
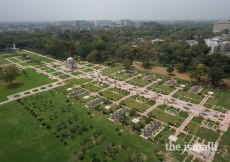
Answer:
65, 57, 77, 69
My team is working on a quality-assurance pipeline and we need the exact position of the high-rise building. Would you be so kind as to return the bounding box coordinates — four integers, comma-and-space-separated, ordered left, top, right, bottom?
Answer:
120, 19, 133, 26
213, 20, 230, 33
95, 20, 111, 27
53, 21, 71, 26
72, 20, 88, 27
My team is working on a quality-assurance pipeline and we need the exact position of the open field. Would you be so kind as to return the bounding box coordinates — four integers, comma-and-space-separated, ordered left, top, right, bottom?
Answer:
152, 107, 185, 125
123, 98, 150, 111
101, 90, 123, 100
0, 52, 19, 65
0, 90, 182, 162
0, 68, 54, 102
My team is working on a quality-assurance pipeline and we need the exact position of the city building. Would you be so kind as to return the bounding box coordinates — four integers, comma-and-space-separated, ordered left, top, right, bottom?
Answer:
204, 37, 222, 53
53, 21, 71, 26
95, 20, 111, 27
186, 40, 199, 46
72, 20, 88, 27
213, 20, 230, 33
120, 19, 133, 26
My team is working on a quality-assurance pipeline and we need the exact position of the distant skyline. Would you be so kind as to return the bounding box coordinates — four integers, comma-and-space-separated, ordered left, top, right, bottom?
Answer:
0, 0, 229, 21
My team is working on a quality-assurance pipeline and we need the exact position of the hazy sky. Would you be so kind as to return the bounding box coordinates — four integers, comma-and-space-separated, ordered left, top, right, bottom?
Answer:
0, 0, 229, 21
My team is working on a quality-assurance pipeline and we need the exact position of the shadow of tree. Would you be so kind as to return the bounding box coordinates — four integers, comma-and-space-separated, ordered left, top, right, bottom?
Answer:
5, 82, 24, 89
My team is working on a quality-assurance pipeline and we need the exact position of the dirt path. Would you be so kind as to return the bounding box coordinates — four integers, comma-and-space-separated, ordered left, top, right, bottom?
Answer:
133, 62, 230, 89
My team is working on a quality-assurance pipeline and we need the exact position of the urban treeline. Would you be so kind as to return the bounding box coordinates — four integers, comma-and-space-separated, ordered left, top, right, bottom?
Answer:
0, 22, 229, 84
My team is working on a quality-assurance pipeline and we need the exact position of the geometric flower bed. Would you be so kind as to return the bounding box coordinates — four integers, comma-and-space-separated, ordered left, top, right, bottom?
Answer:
143, 121, 162, 137
110, 108, 130, 120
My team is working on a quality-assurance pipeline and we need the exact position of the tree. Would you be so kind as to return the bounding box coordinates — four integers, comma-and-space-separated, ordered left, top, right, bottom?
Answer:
115, 45, 133, 62
86, 50, 101, 63
0, 65, 18, 85
166, 66, 174, 74
208, 67, 226, 84
191, 64, 207, 82
176, 63, 186, 73
122, 59, 132, 70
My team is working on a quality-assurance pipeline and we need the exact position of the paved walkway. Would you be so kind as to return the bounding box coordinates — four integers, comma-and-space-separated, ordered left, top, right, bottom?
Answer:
174, 114, 194, 137
141, 102, 160, 116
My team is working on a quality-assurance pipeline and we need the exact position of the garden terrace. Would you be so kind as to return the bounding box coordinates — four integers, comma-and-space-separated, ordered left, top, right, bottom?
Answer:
111, 73, 130, 81
127, 78, 150, 87
185, 121, 220, 142
203, 88, 230, 109
7, 57, 21, 63
101, 90, 123, 100
101, 65, 124, 76
147, 83, 174, 95
123, 98, 151, 111
28, 54, 54, 63
74, 78, 92, 85
83, 83, 103, 92
173, 90, 204, 104
0, 68, 55, 102
19, 61, 41, 67
151, 107, 185, 126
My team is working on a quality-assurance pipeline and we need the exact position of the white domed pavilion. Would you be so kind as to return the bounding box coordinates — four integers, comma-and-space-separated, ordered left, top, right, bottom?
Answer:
65, 57, 77, 69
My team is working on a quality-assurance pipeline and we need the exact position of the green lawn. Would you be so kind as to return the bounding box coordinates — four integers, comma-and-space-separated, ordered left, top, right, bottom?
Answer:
0, 90, 184, 162
152, 108, 185, 125
0, 52, 19, 65
101, 90, 123, 100
19, 61, 41, 67
74, 78, 91, 85
27, 53, 54, 63
84, 83, 102, 91
0, 68, 55, 102
186, 122, 220, 142
123, 98, 150, 111
148, 84, 174, 94
82, 68, 93, 73
128, 78, 150, 87
101, 65, 124, 76
214, 129, 230, 161
112, 73, 130, 81
179, 111, 189, 118
7, 57, 21, 63
191, 116, 203, 124
173, 90, 204, 103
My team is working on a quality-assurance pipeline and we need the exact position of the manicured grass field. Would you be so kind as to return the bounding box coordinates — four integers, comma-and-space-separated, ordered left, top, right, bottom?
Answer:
82, 68, 93, 73
0, 52, 19, 65
27, 53, 54, 63
191, 116, 203, 124
152, 107, 185, 125
148, 83, 174, 94
173, 90, 204, 103
214, 129, 230, 161
112, 73, 130, 80
84, 83, 103, 91
123, 98, 150, 111
101, 90, 123, 100
19, 61, 41, 67
101, 65, 123, 76
0, 68, 55, 102
0, 90, 179, 162
74, 78, 91, 84
128, 78, 150, 87
7, 57, 21, 63
186, 121, 220, 142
